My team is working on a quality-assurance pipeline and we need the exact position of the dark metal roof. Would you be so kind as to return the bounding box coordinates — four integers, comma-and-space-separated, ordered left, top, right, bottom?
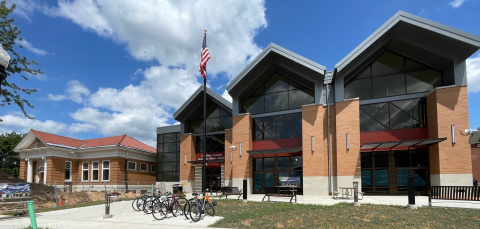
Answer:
335, 11, 480, 80
247, 147, 302, 156
360, 138, 447, 150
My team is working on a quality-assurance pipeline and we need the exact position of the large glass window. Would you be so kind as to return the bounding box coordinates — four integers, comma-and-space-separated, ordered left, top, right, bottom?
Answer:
242, 73, 314, 114
253, 113, 302, 141
361, 151, 389, 194
157, 132, 180, 182
253, 156, 303, 193
65, 161, 71, 181
360, 98, 426, 132
345, 50, 444, 100
190, 103, 232, 134
196, 134, 225, 154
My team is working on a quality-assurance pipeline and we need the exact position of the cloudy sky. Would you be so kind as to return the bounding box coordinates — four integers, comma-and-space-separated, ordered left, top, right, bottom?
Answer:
1, 0, 480, 147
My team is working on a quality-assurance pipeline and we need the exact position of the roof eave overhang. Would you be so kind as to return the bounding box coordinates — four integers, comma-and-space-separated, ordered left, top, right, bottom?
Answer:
335, 11, 480, 78
173, 85, 232, 122
226, 43, 326, 97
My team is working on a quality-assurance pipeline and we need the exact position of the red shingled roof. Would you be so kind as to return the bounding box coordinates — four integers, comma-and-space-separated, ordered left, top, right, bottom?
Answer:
31, 129, 156, 153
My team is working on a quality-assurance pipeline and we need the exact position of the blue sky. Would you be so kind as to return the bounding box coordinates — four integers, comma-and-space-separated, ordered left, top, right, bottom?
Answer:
1, 0, 480, 147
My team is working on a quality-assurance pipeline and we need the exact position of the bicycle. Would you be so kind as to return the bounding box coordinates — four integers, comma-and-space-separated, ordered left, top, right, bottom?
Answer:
189, 189, 216, 222
152, 194, 187, 220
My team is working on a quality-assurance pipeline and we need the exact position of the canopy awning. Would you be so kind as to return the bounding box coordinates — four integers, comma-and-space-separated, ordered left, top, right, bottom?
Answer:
360, 138, 447, 150
187, 159, 224, 165
247, 147, 302, 156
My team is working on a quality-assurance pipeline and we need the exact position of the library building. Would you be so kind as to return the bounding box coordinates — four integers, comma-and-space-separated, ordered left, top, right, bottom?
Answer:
156, 11, 480, 196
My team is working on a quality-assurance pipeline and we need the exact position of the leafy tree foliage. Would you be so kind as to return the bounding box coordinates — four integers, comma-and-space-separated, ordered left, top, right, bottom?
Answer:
0, 132, 23, 178
1, 1, 42, 118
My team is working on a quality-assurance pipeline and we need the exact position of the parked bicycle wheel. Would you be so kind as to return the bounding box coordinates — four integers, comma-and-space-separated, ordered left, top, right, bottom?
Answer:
205, 201, 215, 216
172, 198, 187, 217
183, 198, 194, 220
152, 202, 167, 220
132, 196, 145, 211
143, 199, 155, 214
189, 201, 202, 222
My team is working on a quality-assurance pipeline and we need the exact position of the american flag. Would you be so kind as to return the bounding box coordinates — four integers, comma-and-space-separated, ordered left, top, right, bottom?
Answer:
199, 32, 210, 79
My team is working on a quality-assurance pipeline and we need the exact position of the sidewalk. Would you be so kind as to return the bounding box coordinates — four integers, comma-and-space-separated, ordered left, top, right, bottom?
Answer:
1, 194, 479, 229
0, 200, 223, 229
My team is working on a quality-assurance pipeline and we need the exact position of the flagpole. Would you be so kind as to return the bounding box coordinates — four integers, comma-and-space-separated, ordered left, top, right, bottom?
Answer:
202, 29, 207, 193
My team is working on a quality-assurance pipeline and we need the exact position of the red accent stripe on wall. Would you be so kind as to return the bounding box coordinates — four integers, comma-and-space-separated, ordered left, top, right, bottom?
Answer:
252, 138, 302, 150
360, 128, 429, 151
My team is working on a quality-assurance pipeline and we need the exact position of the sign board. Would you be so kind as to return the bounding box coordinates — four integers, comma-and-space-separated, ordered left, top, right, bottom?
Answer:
324, 71, 333, 84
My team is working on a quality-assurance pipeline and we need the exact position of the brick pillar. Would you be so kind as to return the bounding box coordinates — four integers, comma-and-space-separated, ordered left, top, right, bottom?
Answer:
231, 114, 252, 191
427, 86, 472, 186
180, 134, 196, 192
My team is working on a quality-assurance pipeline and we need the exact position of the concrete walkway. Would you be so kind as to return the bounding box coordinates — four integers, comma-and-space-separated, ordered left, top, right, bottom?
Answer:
1, 194, 479, 229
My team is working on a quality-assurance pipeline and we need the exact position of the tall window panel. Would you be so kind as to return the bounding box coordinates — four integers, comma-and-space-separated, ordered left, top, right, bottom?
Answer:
82, 162, 89, 181
65, 161, 71, 181
92, 161, 99, 181
242, 73, 314, 114
345, 50, 444, 100
190, 103, 232, 134
157, 132, 180, 182
102, 160, 110, 181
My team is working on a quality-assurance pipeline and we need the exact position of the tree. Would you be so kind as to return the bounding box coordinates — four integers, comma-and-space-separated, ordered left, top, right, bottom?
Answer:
0, 132, 24, 178
1, 1, 42, 118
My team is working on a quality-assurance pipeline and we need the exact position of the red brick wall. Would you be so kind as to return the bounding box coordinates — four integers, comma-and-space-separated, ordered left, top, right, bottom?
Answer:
334, 99, 361, 176
180, 134, 196, 181
427, 86, 472, 175
232, 114, 252, 179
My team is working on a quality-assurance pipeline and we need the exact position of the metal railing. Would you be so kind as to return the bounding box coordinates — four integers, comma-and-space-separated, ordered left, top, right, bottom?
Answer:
429, 186, 480, 202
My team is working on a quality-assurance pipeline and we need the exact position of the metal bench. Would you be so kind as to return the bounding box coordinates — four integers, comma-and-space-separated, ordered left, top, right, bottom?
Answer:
219, 187, 243, 199
262, 187, 297, 203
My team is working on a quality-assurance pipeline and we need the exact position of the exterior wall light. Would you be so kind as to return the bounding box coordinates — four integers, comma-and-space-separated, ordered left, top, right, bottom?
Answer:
346, 133, 350, 150
239, 142, 242, 157
311, 136, 314, 152
451, 125, 456, 144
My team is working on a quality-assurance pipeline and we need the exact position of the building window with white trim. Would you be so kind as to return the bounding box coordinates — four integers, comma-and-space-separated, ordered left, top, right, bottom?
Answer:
151, 165, 157, 173
128, 161, 137, 171
65, 161, 72, 181
82, 162, 89, 181
92, 161, 99, 181
140, 163, 148, 172
102, 160, 110, 181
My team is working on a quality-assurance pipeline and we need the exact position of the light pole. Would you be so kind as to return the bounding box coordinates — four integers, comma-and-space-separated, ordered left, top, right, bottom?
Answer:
0, 44, 11, 95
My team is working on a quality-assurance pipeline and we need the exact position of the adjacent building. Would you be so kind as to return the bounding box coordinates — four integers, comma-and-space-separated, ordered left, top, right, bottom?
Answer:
157, 11, 480, 196
14, 129, 156, 192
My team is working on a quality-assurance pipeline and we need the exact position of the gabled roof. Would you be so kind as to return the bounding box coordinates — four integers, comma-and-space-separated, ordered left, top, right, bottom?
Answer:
226, 43, 326, 98
173, 85, 232, 122
15, 129, 156, 154
335, 11, 480, 77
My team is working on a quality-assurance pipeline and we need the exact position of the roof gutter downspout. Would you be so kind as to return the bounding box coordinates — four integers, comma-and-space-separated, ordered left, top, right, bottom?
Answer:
327, 68, 337, 196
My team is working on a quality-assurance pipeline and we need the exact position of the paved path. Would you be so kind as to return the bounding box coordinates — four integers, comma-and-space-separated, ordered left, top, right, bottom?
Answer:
0, 200, 223, 229
2, 194, 480, 229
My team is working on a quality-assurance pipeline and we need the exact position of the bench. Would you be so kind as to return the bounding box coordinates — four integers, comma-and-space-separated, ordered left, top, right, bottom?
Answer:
332, 190, 364, 200
429, 186, 480, 206
0, 201, 28, 216
219, 187, 243, 199
262, 187, 297, 203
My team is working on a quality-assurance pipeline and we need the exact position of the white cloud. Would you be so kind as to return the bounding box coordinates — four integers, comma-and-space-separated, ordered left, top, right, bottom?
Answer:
45, 0, 267, 79
47, 80, 91, 103
221, 89, 232, 103
0, 114, 69, 134
467, 55, 480, 93
16, 38, 48, 55
448, 0, 466, 8
11, 0, 267, 146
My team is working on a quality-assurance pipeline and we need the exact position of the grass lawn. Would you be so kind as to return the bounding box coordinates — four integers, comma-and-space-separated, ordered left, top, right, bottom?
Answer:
211, 199, 480, 228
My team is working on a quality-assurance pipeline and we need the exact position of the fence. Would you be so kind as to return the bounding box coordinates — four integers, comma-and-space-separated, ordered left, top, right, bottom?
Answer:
429, 186, 480, 201
45, 180, 157, 194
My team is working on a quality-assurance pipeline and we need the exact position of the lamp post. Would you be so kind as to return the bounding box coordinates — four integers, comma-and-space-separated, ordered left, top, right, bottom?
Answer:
0, 44, 11, 95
